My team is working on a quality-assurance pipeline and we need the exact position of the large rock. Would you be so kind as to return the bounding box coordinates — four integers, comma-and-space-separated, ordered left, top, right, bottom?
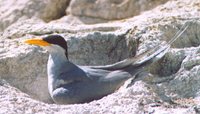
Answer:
62, 0, 169, 24
0, 0, 69, 31
1, 0, 200, 113
67, 0, 169, 20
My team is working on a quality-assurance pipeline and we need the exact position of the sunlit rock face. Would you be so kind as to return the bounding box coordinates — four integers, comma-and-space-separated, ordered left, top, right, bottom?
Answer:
1, 0, 200, 113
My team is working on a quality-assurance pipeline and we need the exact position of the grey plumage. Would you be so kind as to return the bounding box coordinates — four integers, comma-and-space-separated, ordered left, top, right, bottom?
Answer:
25, 21, 190, 104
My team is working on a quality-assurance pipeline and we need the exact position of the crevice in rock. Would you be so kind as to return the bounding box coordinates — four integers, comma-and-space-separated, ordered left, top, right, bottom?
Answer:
149, 49, 186, 77
107, 29, 138, 61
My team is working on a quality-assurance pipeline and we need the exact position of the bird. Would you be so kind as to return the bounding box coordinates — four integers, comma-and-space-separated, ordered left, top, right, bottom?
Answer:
24, 22, 189, 104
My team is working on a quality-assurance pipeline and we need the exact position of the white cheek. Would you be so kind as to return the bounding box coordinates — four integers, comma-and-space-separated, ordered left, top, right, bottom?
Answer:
43, 45, 54, 52
43, 45, 65, 53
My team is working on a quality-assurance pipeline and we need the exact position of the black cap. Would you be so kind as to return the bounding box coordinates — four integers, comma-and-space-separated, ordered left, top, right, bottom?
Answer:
43, 35, 68, 59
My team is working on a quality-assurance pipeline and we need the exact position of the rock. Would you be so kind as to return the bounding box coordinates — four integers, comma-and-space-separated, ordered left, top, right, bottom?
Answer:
0, 0, 69, 31
154, 47, 200, 99
0, 39, 51, 102
0, 80, 60, 113
0, 80, 197, 113
51, 14, 109, 25
1, 0, 200, 113
40, 0, 70, 22
67, 0, 169, 20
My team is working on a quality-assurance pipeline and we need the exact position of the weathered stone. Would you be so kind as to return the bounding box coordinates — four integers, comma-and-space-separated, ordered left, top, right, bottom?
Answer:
51, 14, 109, 25
152, 47, 200, 99
1, 0, 200, 113
41, 0, 70, 22
67, 0, 169, 20
0, 0, 69, 31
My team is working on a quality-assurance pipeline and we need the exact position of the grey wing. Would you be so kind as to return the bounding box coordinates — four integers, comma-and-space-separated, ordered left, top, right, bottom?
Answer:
57, 63, 91, 83
81, 66, 111, 80
99, 70, 132, 83
83, 66, 133, 84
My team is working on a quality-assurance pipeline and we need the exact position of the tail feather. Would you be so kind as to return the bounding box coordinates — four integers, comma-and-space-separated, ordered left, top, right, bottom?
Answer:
91, 21, 192, 71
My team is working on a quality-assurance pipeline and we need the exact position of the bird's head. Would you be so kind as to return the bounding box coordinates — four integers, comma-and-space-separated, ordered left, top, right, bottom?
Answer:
24, 35, 68, 59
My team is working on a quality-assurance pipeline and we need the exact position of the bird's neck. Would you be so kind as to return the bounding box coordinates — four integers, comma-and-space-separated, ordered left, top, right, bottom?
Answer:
47, 49, 68, 76
47, 51, 69, 93
48, 51, 69, 68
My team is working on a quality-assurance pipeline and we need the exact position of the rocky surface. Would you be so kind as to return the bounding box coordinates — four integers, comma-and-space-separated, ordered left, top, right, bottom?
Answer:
66, 0, 169, 23
0, 0, 70, 32
1, 0, 200, 113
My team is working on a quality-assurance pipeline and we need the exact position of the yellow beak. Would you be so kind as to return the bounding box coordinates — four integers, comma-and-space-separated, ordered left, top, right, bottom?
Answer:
24, 38, 50, 46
